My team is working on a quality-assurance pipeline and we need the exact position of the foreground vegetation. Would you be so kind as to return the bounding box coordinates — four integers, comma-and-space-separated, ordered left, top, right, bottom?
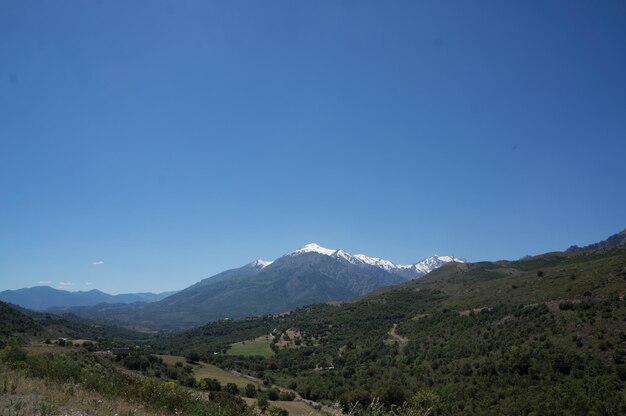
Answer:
0, 341, 251, 416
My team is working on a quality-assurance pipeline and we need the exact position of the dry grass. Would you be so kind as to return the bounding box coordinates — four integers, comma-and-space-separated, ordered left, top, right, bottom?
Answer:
241, 398, 325, 416
156, 355, 262, 389
272, 400, 326, 416
0, 362, 162, 416
155, 356, 324, 415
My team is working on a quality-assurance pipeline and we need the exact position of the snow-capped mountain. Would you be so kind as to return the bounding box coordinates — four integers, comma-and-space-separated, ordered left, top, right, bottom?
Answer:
287, 243, 463, 280
58, 242, 464, 330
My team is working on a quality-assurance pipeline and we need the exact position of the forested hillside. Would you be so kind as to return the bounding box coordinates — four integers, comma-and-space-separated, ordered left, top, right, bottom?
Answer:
157, 247, 626, 415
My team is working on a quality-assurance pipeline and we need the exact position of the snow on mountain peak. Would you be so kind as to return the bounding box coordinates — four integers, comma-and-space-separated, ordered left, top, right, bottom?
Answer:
353, 254, 397, 271
291, 243, 338, 256
284, 243, 463, 279
249, 259, 273, 269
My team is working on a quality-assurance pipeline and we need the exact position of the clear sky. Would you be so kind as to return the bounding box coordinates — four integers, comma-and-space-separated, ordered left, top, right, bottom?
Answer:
1, 1, 625, 294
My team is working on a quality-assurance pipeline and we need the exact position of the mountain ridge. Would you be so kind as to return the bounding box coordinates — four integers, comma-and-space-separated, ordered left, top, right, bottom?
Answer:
567, 228, 626, 252
0, 286, 178, 311
52, 243, 461, 330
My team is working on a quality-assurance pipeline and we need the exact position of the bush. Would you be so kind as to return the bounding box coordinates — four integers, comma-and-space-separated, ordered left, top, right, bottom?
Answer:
268, 387, 280, 400
244, 383, 256, 398
186, 351, 201, 363
0, 345, 27, 363
279, 390, 295, 401
224, 382, 239, 395
202, 378, 222, 391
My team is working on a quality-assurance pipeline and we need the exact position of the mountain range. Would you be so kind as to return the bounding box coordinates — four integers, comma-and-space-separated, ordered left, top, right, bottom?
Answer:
0, 286, 177, 311
1, 230, 625, 414
49, 243, 461, 330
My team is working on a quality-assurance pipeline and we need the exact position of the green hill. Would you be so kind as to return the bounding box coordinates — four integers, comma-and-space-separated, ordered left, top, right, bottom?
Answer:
0, 301, 42, 339
157, 247, 626, 415
0, 300, 150, 344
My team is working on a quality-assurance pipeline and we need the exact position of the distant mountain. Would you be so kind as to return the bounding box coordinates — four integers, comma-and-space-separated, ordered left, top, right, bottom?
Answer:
566, 228, 626, 252
0, 286, 178, 311
62, 243, 461, 330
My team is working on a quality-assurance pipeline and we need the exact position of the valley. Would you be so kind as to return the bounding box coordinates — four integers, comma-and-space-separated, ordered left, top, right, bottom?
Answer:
4, 2, 624, 414
1, 233, 625, 415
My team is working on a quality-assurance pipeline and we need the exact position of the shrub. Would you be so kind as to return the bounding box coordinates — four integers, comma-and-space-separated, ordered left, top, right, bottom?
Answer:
267, 387, 280, 401
224, 382, 239, 395
244, 383, 256, 398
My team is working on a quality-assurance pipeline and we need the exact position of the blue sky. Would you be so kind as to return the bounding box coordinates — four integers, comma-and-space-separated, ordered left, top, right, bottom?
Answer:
1, 1, 625, 294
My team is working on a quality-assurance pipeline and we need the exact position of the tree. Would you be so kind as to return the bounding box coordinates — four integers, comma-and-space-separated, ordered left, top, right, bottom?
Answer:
225, 382, 239, 395
202, 378, 221, 391
244, 383, 256, 398
268, 387, 280, 401
185, 351, 201, 362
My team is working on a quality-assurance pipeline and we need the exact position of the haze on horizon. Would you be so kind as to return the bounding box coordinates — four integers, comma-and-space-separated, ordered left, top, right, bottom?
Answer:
1, 1, 625, 294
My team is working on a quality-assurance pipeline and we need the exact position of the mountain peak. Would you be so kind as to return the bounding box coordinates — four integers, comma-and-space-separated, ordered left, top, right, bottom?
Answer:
249, 259, 273, 269
284, 243, 462, 280
290, 243, 338, 256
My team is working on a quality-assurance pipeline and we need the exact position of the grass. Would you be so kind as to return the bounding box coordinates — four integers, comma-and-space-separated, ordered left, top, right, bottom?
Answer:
276, 400, 326, 416
157, 355, 324, 415
195, 364, 262, 389
156, 354, 262, 389
1, 346, 238, 416
226, 336, 274, 358
0, 360, 163, 416
242, 397, 326, 416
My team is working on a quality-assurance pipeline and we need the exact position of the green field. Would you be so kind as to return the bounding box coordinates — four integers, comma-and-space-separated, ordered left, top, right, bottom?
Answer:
226, 337, 274, 358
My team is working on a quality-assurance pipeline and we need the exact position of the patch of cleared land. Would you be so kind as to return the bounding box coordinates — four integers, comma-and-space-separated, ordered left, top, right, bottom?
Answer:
156, 355, 262, 389
274, 328, 303, 349
157, 356, 322, 416
242, 398, 325, 416
273, 328, 319, 349
196, 364, 263, 389
226, 336, 274, 358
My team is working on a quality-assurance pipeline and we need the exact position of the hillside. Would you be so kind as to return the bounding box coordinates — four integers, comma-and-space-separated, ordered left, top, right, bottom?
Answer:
157, 246, 626, 415
0, 300, 150, 344
0, 301, 42, 339
567, 228, 626, 252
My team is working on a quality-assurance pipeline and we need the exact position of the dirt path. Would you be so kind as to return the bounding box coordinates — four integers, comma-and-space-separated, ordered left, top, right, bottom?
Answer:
387, 323, 408, 344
